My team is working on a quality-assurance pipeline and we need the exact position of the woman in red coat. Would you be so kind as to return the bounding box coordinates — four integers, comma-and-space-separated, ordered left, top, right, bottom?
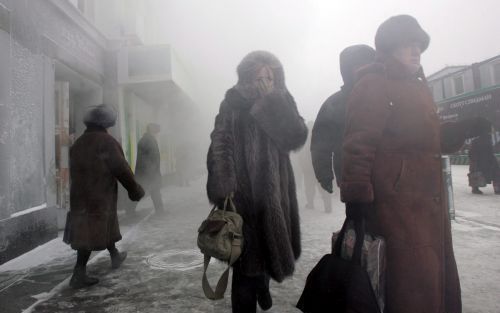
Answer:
341, 15, 488, 313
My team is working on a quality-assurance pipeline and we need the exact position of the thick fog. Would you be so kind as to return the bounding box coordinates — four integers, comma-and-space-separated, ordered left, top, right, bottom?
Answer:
146, 0, 500, 123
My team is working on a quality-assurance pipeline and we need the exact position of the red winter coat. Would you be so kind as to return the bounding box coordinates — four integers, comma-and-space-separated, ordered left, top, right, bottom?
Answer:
341, 56, 462, 313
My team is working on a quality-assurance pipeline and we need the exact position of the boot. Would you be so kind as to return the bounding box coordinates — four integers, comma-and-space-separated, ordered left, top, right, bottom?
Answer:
111, 251, 127, 269
472, 187, 483, 194
69, 267, 99, 289
257, 275, 272, 311
257, 289, 272, 311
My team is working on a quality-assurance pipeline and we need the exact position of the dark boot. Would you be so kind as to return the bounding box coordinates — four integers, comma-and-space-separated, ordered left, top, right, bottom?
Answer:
69, 266, 99, 289
257, 276, 272, 311
108, 244, 127, 269
472, 187, 483, 194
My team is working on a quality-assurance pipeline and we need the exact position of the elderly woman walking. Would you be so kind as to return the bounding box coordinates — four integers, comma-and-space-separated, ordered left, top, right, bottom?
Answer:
64, 104, 144, 289
206, 51, 307, 312
341, 15, 489, 313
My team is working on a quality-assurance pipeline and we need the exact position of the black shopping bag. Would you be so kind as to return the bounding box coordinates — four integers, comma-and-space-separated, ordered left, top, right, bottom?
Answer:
296, 219, 381, 313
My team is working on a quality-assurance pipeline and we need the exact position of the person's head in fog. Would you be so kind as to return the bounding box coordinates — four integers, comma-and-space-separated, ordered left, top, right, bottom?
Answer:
375, 14, 430, 74
235, 50, 287, 100
339, 44, 376, 88
83, 104, 117, 129
147, 123, 161, 136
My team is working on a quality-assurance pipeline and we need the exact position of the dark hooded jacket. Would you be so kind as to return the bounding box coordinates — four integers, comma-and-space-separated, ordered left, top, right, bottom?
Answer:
206, 51, 307, 281
310, 45, 375, 188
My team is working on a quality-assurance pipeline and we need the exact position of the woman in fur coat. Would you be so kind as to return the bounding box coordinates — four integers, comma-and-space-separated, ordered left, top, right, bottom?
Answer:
206, 51, 307, 313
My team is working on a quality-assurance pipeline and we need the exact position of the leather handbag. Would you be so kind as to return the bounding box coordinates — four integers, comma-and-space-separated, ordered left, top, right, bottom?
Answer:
197, 195, 243, 300
296, 218, 381, 313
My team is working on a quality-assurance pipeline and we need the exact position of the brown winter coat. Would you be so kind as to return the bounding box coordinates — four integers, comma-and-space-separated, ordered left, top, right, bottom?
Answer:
64, 127, 144, 251
341, 57, 462, 313
207, 88, 307, 282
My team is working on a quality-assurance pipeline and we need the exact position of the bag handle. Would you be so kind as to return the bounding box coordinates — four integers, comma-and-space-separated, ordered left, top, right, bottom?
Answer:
201, 235, 242, 300
333, 218, 365, 266
222, 193, 236, 213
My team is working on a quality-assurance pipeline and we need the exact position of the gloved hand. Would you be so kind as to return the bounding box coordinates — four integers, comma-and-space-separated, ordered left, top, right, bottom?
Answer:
345, 202, 372, 221
128, 184, 145, 201
319, 179, 334, 194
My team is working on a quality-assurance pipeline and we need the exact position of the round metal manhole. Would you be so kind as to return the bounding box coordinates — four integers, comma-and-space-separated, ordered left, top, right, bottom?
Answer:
146, 249, 203, 271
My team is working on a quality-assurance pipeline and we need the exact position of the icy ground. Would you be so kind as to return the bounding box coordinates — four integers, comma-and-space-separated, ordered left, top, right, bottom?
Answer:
0, 165, 499, 312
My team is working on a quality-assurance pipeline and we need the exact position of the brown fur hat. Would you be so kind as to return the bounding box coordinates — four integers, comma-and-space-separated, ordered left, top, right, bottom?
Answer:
375, 15, 430, 54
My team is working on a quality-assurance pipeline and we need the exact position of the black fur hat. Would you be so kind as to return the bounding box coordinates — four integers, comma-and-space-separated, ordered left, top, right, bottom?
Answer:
375, 15, 430, 54
83, 104, 117, 128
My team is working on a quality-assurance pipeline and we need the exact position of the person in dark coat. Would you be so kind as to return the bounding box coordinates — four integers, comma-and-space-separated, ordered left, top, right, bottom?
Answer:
64, 104, 145, 289
206, 51, 307, 313
128, 123, 164, 216
310, 45, 375, 192
469, 132, 500, 194
340, 15, 490, 313
298, 121, 332, 213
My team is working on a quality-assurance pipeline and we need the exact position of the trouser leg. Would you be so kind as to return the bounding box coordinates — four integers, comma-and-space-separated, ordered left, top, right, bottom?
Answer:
75, 250, 91, 269
107, 243, 118, 256
231, 266, 258, 313
150, 184, 164, 212
304, 174, 315, 209
320, 187, 332, 213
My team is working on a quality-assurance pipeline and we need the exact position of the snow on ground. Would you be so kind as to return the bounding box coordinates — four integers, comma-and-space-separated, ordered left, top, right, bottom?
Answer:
0, 166, 499, 312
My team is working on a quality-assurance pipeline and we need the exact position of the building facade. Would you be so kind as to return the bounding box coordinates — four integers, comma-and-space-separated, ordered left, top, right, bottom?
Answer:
0, 0, 197, 264
428, 54, 500, 155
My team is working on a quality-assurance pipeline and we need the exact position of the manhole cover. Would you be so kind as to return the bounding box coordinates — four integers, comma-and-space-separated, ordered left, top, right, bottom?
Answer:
146, 249, 203, 271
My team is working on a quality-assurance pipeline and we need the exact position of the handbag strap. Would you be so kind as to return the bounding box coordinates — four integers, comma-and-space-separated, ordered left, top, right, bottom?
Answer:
201, 235, 242, 300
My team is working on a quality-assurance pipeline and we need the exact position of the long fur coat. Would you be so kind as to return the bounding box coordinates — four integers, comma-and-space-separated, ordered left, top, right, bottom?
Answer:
206, 88, 307, 282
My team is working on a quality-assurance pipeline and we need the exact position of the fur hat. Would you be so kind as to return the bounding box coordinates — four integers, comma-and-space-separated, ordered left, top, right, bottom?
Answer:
236, 51, 286, 99
375, 15, 430, 54
83, 104, 117, 128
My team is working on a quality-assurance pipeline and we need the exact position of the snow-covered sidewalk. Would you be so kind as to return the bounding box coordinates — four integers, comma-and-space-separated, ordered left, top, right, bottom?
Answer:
0, 166, 499, 312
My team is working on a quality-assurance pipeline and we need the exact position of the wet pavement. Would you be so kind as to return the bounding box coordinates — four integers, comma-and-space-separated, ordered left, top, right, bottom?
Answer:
1, 165, 499, 312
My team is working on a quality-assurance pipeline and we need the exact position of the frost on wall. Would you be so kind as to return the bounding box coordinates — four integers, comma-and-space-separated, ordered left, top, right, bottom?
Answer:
7, 40, 45, 216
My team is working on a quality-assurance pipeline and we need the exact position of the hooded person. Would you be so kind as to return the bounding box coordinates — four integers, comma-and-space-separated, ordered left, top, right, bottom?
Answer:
310, 45, 376, 192
340, 15, 490, 313
63, 104, 145, 289
206, 51, 307, 313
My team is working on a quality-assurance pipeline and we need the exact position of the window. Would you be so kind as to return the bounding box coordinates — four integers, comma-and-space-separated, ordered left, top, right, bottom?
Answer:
493, 62, 500, 85
453, 75, 464, 95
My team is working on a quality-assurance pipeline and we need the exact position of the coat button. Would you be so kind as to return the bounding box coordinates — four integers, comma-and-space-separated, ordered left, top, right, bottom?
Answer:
433, 196, 441, 203
433, 154, 441, 160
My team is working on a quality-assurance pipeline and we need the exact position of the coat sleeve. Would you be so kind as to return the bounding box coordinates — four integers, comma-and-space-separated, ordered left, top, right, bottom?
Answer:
250, 91, 308, 152
311, 96, 337, 184
340, 75, 391, 203
206, 102, 237, 204
101, 138, 145, 201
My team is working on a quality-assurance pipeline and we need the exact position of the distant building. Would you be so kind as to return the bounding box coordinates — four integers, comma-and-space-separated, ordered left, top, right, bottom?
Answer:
0, 0, 198, 264
427, 54, 500, 149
